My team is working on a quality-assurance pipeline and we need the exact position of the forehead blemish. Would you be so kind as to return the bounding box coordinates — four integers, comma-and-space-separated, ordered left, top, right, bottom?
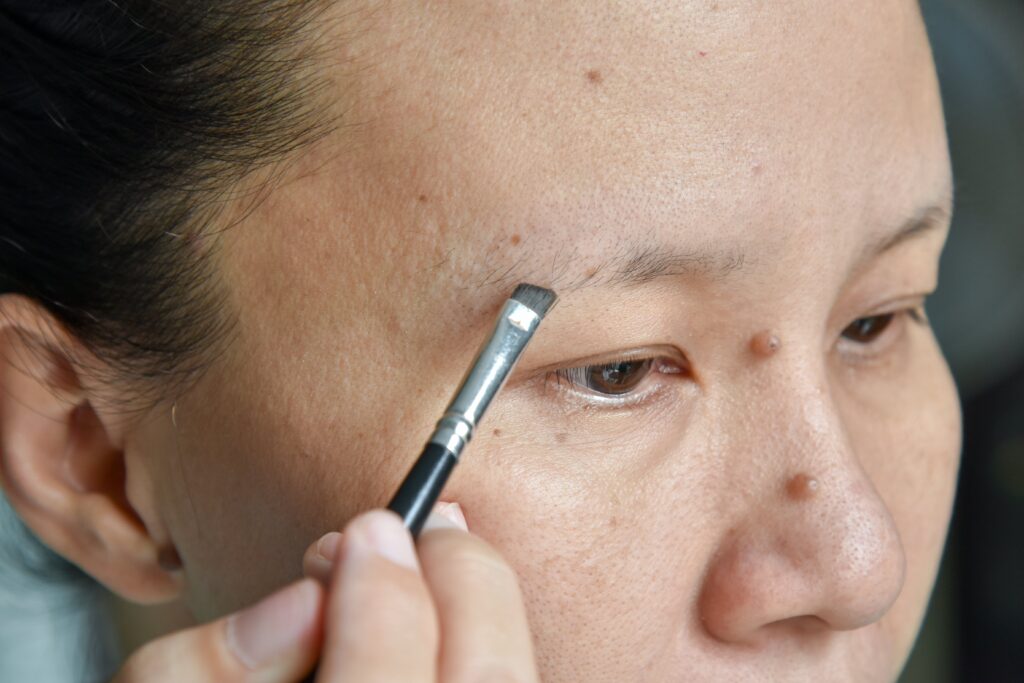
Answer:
585, 68, 603, 84
785, 473, 819, 501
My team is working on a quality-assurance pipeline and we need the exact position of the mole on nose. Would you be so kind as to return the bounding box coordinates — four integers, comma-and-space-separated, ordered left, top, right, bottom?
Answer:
785, 473, 820, 501
750, 330, 782, 357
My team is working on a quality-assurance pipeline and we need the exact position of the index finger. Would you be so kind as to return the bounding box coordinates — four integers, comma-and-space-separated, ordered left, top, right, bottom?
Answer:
316, 510, 439, 683
417, 514, 539, 683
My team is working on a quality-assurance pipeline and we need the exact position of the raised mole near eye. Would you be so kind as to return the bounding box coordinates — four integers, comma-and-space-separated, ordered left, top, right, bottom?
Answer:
785, 473, 819, 501
750, 330, 782, 357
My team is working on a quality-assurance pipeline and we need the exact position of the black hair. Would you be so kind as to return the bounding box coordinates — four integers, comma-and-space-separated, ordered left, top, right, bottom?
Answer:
1, 0, 335, 403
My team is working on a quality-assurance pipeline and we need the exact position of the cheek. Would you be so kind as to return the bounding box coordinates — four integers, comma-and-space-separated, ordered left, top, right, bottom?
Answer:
840, 331, 961, 642
442, 390, 710, 680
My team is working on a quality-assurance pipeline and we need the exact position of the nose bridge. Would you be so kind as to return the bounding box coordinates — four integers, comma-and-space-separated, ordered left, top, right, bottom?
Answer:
698, 348, 907, 643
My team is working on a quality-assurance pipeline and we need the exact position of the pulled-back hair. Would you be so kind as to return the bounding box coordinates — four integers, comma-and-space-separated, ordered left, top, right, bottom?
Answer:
1, 0, 335, 401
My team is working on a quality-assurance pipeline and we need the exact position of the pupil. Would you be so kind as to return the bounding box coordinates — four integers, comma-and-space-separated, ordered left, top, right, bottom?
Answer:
844, 314, 893, 343
589, 359, 652, 395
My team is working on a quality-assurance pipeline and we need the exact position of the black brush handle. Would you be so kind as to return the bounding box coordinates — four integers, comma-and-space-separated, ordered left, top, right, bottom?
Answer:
387, 442, 459, 538
300, 444, 457, 682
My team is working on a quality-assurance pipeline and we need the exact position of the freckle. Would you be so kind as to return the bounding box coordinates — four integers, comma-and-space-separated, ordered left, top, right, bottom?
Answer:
750, 330, 781, 357
417, 194, 428, 203
585, 68, 603, 84
510, 233, 521, 246
697, 50, 707, 57
555, 432, 568, 444
492, 428, 502, 437
785, 473, 819, 501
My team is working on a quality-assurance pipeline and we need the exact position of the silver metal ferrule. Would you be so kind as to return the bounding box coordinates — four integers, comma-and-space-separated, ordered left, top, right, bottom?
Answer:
428, 299, 543, 458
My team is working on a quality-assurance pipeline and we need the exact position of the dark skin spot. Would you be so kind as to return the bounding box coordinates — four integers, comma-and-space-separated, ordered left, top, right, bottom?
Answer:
698, 50, 708, 57
750, 330, 781, 356
510, 233, 522, 246
492, 428, 502, 437
585, 68, 603, 84
785, 473, 820, 501
418, 194, 428, 203
555, 432, 568, 444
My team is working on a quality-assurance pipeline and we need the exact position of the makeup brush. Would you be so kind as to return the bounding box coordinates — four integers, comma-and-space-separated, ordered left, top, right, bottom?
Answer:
387, 283, 557, 536
301, 284, 555, 683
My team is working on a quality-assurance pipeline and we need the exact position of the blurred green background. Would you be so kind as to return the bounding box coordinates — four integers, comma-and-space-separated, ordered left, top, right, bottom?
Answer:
900, 1, 1024, 681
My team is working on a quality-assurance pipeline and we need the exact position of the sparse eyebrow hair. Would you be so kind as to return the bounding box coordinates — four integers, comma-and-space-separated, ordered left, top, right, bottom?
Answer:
861, 204, 950, 260
467, 199, 951, 294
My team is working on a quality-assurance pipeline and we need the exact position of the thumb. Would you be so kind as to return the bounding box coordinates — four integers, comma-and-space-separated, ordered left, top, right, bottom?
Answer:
113, 578, 324, 683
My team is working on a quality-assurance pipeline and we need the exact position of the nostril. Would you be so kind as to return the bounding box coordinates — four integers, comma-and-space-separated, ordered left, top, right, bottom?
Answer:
765, 614, 830, 637
697, 483, 908, 644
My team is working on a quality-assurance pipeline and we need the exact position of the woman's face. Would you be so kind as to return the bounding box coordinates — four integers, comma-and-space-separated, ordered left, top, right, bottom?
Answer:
128, 2, 959, 680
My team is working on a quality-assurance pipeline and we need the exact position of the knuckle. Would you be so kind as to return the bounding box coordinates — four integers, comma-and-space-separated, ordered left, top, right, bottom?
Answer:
452, 665, 532, 683
426, 533, 519, 588
347, 562, 438, 638
117, 623, 236, 683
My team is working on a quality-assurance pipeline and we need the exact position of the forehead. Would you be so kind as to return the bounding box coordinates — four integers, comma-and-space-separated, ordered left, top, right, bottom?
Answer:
334, 4, 941, 251
234, 1, 948, 323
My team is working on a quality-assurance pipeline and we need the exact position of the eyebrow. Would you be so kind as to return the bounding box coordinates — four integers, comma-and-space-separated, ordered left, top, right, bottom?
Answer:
861, 204, 950, 260
466, 201, 951, 294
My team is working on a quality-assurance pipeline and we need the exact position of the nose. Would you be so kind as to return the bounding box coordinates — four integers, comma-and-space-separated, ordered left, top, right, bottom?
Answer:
697, 375, 906, 645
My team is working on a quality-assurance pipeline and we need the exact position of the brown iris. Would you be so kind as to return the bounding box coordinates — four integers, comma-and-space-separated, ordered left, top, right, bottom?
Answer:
841, 313, 895, 344
586, 358, 654, 395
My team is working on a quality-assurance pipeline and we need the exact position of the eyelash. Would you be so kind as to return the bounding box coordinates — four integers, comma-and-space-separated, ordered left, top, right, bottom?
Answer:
835, 305, 928, 360
545, 353, 687, 409
544, 305, 929, 407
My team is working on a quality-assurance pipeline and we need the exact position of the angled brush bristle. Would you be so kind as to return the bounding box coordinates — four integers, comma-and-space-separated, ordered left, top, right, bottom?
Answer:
511, 283, 558, 317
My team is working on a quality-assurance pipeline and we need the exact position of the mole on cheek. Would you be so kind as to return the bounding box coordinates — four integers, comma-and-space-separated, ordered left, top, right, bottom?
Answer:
785, 473, 819, 501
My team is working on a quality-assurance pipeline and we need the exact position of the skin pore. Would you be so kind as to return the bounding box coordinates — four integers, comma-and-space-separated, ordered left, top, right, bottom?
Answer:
3, 1, 959, 681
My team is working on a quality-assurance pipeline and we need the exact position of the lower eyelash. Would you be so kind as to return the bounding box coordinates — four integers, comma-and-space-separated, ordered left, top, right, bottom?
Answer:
546, 357, 679, 408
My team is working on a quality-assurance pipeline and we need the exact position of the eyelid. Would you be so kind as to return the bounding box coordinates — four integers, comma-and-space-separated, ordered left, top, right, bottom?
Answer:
527, 345, 688, 381
538, 346, 689, 409
859, 292, 932, 317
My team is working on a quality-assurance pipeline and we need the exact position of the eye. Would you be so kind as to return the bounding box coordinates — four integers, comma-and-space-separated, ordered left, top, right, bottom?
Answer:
550, 354, 685, 401
582, 358, 653, 395
841, 313, 895, 344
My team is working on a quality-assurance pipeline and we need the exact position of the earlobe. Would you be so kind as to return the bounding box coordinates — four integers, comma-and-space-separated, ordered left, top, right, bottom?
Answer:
0, 294, 183, 604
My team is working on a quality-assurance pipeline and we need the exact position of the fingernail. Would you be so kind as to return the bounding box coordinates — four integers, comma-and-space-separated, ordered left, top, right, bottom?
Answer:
423, 501, 469, 533
226, 579, 319, 669
348, 510, 419, 571
315, 531, 342, 562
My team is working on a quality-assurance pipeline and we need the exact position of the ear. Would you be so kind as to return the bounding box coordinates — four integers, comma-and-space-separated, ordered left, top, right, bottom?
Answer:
0, 295, 182, 604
